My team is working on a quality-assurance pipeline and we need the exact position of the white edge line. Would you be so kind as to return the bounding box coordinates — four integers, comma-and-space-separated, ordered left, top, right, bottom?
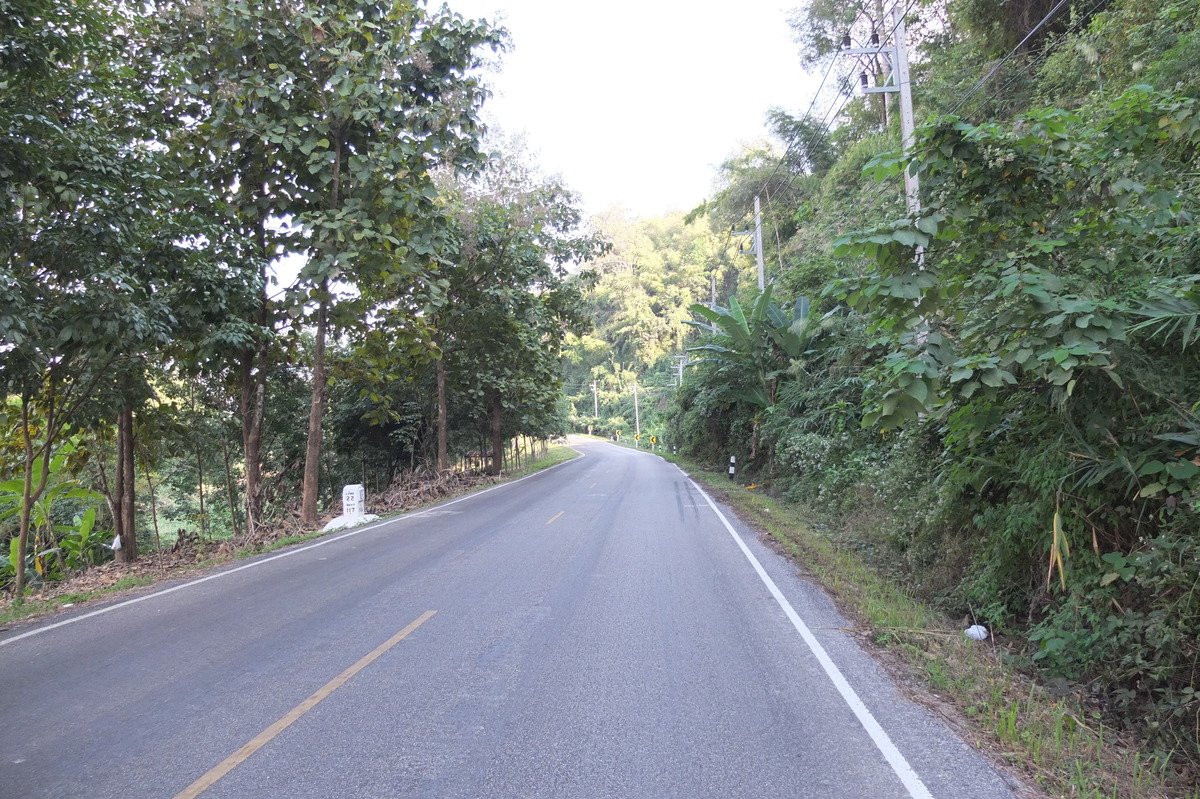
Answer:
686, 471, 935, 799
0, 450, 585, 648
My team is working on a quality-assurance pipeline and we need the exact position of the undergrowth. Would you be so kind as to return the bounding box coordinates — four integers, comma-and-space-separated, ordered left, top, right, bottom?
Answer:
680, 460, 1199, 799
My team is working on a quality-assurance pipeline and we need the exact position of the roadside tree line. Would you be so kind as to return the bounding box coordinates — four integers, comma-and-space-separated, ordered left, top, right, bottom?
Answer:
1, 0, 602, 597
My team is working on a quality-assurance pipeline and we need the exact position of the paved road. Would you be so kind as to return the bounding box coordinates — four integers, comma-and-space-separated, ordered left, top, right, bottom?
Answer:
0, 438, 1020, 799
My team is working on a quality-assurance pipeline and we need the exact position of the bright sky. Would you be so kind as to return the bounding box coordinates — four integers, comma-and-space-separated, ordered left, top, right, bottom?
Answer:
449, 0, 819, 219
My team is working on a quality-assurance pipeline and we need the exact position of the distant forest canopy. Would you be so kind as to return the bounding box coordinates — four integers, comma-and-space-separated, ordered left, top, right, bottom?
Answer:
563, 0, 1200, 766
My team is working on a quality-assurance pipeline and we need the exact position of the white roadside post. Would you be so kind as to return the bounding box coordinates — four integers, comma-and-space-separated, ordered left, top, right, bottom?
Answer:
343, 484, 364, 518
728, 455, 736, 480
323, 483, 379, 532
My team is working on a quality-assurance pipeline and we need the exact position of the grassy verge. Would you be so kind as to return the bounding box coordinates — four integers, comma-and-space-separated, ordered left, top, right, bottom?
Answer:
507, 442, 581, 477
0, 574, 156, 628
678, 459, 1196, 799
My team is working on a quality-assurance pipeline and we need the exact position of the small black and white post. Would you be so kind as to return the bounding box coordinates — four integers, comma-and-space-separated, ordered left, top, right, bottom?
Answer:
728, 455, 736, 480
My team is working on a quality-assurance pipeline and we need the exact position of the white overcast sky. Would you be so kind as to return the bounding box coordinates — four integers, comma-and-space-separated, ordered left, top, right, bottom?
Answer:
449, 0, 820, 219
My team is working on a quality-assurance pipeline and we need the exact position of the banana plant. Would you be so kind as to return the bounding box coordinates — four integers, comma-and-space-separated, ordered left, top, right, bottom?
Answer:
57, 508, 109, 571
0, 538, 20, 589
685, 286, 814, 408
0, 447, 107, 588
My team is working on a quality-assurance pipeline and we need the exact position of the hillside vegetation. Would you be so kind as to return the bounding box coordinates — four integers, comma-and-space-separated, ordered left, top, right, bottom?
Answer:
564, 0, 1200, 771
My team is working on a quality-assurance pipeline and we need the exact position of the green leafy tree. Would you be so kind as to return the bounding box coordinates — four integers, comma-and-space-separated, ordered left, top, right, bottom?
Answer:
436, 154, 605, 474
160, 0, 503, 525
2, 0, 258, 589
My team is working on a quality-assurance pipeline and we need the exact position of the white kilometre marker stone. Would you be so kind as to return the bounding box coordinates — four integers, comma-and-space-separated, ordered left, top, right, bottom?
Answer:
323, 484, 379, 532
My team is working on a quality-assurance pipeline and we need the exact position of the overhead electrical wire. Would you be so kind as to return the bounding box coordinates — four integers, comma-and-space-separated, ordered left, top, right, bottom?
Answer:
720, 0, 1090, 290
957, 0, 1111, 122
778, 0, 1102, 241
946, 0, 1072, 118
728, 0, 919, 267
747, 0, 918, 220
720, 0, 891, 237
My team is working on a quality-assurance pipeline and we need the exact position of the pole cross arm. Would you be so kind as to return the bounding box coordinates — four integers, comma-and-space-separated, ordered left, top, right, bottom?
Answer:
840, 45, 896, 57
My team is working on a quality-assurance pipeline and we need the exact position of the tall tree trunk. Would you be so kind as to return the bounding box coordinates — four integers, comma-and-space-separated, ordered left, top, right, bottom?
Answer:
196, 445, 207, 539
116, 406, 138, 563
302, 133, 342, 526
221, 436, 242, 539
14, 391, 52, 600
301, 281, 330, 525
240, 216, 271, 540
489, 392, 503, 476
239, 333, 266, 540
436, 339, 448, 474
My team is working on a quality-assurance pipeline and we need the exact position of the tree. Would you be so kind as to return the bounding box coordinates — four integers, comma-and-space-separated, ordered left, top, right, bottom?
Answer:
686, 288, 813, 410
433, 154, 606, 474
159, 0, 503, 526
1, 0, 262, 589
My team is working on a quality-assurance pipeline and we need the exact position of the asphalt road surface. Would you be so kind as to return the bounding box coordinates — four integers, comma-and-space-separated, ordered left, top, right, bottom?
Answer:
0, 437, 1022, 799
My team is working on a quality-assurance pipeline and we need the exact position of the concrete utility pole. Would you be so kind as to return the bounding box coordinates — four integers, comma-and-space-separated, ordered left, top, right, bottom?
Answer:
753, 195, 765, 290
841, 6, 920, 217
732, 197, 766, 290
672, 354, 687, 387
591, 380, 598, 416
891, 4, 919, 216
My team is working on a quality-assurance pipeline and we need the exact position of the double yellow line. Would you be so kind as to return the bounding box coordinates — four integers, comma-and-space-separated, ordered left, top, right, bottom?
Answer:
174, 610, 437, 799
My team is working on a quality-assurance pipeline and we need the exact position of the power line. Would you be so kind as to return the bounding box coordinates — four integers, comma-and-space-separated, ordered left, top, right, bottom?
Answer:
958, 0, 1110, 122
718, 0, 1087, 294
722, 0, 898, 235
744, 0, 921, 274
812, 0, 1112, 275
946, 0, 1072, 117
749, 0, 919, 222
788, 0, 1100, 236
841, 0, 1109, 230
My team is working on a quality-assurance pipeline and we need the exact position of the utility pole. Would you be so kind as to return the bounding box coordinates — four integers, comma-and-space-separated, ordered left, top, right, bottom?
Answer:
732, 197, 766, 291
753, 196, 765, 290
590, 380, 598, 416
891, 4, 918, 216
672, 354, 687, 387
841, 6, 920, 217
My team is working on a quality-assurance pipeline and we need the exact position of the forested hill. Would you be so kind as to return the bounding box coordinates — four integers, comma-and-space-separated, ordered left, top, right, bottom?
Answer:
564, 0, 1200, 772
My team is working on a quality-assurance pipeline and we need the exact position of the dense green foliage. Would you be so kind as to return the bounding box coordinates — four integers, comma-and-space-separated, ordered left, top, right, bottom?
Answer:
560, 212, 751, 442
561, 0, 1200, 766
0, 1, 587, 593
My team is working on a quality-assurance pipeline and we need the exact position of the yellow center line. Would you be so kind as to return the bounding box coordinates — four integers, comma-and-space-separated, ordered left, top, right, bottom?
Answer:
174, 610, 437, 799
545, 511, 564, 525
588, 482, 596, 488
